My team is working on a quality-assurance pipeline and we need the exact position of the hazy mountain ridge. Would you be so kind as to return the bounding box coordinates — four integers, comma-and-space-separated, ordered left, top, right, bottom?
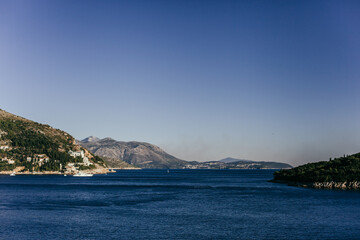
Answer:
185, 159, 292, 169
79, 137, 189, 169
219, 157, 254, 163
218, 157, 292, 169
82, 136, 100, 143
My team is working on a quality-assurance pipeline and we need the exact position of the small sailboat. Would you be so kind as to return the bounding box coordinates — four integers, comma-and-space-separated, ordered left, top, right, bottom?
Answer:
10, 172, 16, 176
167, 169, 170, 174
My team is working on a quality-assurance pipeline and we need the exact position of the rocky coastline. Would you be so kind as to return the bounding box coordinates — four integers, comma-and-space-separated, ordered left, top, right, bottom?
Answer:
0, 165, 110, 175
271, 180, 360, 190
312, 181, 360, 190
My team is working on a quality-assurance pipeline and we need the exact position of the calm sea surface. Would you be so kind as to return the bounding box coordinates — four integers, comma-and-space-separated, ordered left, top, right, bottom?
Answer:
0, 169, 359, 240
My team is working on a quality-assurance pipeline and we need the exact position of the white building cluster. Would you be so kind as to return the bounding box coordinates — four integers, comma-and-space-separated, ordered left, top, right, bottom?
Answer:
0, 145, 10, 150
26, 154, 50, 166
0, 129, 7, 137
1, 157, 15, 164
68, 150, 92, 166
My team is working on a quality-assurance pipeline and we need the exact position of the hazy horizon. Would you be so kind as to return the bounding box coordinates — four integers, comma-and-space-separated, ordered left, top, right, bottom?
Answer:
1, 0, 359, 166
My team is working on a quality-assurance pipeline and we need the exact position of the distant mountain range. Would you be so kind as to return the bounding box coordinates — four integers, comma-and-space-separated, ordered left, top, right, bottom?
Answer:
79, 137, 189, 169
79, 136, 292, 169
193, 158, 292, 170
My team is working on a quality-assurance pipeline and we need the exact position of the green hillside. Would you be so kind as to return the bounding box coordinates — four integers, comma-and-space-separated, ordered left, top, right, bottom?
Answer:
273, 153, 360, 183
0, 109, 107, 173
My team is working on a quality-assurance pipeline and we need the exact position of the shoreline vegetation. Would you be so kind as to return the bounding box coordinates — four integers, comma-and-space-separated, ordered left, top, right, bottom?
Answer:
272, 152, 360, 190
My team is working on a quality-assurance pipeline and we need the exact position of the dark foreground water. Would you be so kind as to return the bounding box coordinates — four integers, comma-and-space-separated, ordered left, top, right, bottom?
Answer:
0, 170, 360, 240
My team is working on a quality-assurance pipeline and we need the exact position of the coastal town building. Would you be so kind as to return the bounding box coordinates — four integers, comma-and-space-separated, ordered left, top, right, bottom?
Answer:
82, 157, 91, 166
1, 157, 15, 164
0, 145, 10, 150
34, 154, 50, 163
68, 150, 93, 166
65, 163, 77, 172
69, 150, 85, 158
0, 130, 7, 137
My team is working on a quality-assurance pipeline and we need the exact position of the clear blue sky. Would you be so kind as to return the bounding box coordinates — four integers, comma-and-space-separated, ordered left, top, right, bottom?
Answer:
1, 0, 359, 166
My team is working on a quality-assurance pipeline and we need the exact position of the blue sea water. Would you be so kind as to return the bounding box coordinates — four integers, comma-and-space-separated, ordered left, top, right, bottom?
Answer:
0, 169, 360, 240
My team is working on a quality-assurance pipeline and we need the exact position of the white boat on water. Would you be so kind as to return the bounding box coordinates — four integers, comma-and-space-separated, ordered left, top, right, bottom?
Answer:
73, 172, 93, 177
10, 172, 16, 176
